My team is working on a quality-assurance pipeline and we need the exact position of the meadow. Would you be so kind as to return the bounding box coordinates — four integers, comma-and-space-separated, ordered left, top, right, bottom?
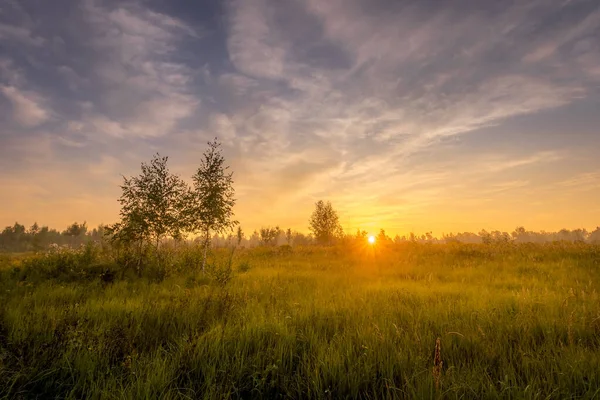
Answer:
1, 241, 599, 399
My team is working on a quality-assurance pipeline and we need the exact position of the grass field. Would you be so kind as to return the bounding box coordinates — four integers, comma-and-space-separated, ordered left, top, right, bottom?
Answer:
1, 242, 599, 399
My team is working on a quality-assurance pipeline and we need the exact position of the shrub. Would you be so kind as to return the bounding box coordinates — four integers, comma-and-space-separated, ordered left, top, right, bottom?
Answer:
17, 243, 102, 282
237, 260, 251, 273
207, 251, 235, 287
278, 244, 293, 255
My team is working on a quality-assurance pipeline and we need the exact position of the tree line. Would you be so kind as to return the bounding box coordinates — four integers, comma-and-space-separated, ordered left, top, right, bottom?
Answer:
2, 137, 599, 255
3, 220, 599, 253
0, 221, 103, 252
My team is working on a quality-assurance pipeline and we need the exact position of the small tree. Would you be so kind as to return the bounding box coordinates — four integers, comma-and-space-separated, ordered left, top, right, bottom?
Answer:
309, 200, 343, 245
188, 139, 238, 271
479, 230, 493, 245
108, 154, 188, 271
29, 222, 41, 250
63, 221, 88, 247
63, 221, 88, 237
377, 229, 390, 243
259, 226, 280, 246
236, 226, 244, 246
29, 222, 40, 235
589, 227, 600, 243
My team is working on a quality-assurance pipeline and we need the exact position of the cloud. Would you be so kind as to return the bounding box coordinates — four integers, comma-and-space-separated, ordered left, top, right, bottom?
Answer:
486, 151, 563, 172
213, 0, 600, 231
1, 0, 600, 232
0, 0, 208, 228
556, 172, 600, 190
72, 1, 203, 139
227, 0, 286, 80
1, 85, 49, 127
0, 23, 45, 47
223, 0, 599, 164
485, 180, 531, 194
57, 66, 88, 91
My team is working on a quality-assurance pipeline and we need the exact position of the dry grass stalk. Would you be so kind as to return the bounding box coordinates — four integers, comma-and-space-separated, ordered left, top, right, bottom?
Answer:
432, 337, 443, 391
568, 311, 575, 347
477, 325, 486, 338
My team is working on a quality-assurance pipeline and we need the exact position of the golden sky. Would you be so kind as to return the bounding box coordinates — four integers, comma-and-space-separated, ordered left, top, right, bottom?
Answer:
1, 0, 599, 236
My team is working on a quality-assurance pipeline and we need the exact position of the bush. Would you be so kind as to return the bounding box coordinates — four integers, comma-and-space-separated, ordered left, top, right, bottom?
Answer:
16, 243, 103, 283
237, 260, 251, 273
278, 244, 293, 255
207, 251, 235, 287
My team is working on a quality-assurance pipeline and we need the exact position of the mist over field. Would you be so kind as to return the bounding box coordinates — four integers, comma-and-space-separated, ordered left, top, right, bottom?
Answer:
1, 142, 599, 399
2, 0, 600, 398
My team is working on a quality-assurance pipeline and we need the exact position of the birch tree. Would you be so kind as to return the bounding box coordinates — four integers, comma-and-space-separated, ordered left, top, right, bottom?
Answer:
188, 139, 238, 271
108, 154, 188, 269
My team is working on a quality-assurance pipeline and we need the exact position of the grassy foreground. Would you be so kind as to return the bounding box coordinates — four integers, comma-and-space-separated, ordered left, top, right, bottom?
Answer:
1, 242, 599, 399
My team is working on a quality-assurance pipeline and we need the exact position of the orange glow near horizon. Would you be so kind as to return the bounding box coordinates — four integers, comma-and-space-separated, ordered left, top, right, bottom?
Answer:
2, 1, 600, 241
368, 235, 376, 244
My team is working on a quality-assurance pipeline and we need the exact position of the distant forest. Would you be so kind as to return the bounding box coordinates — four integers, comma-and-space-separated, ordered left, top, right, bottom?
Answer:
1, 221, 599, 253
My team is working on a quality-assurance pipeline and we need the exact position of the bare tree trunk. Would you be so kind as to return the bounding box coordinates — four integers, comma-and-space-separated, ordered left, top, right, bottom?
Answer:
155, 235, 162, 271
202, 229, 209, 273
137, 239, 143, 277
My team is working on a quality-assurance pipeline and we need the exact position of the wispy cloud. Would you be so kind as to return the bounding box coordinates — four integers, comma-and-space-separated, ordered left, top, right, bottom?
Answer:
223, 0, 598, 164
1, 0, 600, 232
75, 0, 202, 139
1, 85, 49, 127
485, 180, 531, 194
486, 151, 563, 172
556, 172, 600, 190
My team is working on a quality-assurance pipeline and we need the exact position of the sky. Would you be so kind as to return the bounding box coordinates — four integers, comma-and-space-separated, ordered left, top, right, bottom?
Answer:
1, 0, 599, 237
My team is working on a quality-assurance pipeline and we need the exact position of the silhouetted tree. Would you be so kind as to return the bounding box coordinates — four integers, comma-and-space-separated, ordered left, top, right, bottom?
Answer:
29, 222, 40, 235
355, 229, 368, 240
292, 231, 312, 246
442, 232, 480, 244
589, 227, 600, 243
479, 230, 492, 245
63, 221, 87, 237
260, 226, 280, 246
377, 229, 390, 243
236, 226, 244, 246
63, 221, 88, 247
309, 200, 343, 245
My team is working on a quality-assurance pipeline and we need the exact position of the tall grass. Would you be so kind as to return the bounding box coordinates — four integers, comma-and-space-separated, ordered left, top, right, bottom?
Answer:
0, 242, 599, 398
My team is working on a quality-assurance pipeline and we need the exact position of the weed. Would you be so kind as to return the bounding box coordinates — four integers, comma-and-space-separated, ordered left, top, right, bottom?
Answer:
433, 337, 443, 391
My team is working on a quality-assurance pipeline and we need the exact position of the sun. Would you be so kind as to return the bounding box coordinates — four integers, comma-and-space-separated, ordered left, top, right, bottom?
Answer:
368, 235, 376, 244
